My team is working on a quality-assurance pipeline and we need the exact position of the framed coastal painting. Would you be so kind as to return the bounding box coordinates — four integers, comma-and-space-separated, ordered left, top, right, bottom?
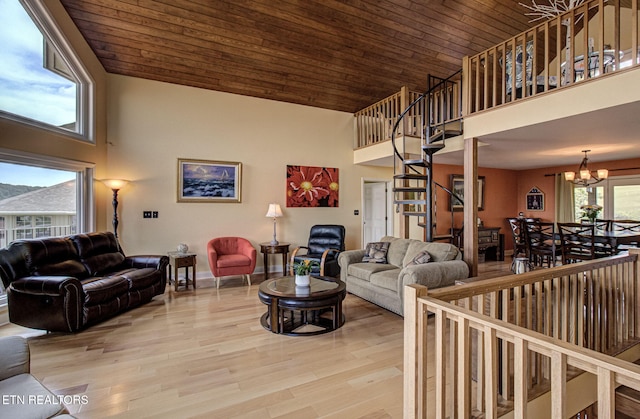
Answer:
177, 158, 242, 203
286, 165, 339, 208
449, 174, 485, 212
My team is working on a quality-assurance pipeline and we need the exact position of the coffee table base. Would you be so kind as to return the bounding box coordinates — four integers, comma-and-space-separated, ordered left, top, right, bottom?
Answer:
260, 308, 344, 336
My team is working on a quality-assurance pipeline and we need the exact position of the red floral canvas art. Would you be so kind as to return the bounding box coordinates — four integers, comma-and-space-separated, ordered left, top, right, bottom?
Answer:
286, 165, 339, 207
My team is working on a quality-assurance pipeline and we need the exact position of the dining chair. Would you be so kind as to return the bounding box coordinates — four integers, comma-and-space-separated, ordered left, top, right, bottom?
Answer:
610, 220, 640, 249
507, 218, 527, 259
558, 223, 598, 264
594, 219, 611, 232
524, 220, 560, 267
610, 220, 640, 233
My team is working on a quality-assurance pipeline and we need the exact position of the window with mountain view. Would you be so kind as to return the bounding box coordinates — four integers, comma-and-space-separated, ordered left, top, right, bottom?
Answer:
0, 158, 93, 307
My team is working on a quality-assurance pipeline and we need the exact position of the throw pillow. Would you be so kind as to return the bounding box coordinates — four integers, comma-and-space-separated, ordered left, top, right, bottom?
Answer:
406, 250, 432, 266
362, 241, 390, 263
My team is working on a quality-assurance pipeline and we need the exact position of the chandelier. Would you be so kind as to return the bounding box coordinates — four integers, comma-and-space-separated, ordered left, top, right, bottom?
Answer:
564, 150, 608, 186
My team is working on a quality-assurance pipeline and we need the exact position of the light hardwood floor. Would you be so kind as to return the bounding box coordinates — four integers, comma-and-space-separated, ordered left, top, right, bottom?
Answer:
0, 260, 512, 418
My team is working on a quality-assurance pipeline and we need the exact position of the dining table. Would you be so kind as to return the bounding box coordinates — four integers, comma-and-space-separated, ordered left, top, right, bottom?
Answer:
593, 229, 640, 251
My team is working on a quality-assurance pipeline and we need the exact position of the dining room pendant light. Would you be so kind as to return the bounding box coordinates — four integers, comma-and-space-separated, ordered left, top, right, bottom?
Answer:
563, 150, 608, 187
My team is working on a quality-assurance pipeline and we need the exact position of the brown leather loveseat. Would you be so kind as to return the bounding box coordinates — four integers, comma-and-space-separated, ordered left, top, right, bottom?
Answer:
0, 231, 168, 332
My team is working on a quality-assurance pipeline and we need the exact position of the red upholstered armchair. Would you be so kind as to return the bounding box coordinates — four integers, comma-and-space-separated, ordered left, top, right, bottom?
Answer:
207, 237, 257, 288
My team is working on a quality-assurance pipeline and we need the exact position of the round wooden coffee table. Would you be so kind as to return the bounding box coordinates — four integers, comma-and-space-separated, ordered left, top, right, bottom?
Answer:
258, 276, 346, 336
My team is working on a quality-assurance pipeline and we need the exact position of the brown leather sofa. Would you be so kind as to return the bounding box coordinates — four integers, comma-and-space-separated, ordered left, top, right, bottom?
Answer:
0, 231, 168, 333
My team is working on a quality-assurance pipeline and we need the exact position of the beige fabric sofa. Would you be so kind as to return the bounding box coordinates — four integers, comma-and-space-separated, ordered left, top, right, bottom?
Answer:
0, 336, 72, 418
338, 236, 469, 315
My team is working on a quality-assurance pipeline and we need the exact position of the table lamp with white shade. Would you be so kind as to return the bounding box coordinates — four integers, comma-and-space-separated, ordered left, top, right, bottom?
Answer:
265, 203, 283, 245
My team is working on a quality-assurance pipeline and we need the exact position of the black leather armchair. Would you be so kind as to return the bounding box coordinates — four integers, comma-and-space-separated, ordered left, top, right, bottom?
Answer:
290, 225, 345, 277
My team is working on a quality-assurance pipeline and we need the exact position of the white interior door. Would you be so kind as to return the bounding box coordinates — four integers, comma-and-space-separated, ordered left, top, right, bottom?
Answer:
363, 181, 390, 244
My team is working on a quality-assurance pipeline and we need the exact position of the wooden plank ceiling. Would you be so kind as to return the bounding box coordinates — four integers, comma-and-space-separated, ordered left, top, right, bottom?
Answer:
60, 0, 536, 113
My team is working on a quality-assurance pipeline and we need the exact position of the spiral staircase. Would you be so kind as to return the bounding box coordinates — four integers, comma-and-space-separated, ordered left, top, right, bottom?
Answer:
390, 72, 464, 242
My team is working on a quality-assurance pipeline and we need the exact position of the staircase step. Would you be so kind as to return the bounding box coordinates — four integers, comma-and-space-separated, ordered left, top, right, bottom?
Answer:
392, 187, 425, 193
403, 159, 429, 167
429, 130, 462, 142
422, 143, 446, 152
394, 200, 425, 205
394, 173, 427, 180
401, 210, 427, 217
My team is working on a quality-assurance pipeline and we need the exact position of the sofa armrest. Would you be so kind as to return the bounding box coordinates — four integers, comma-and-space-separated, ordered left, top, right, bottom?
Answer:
337, 249, 366, 282
338, 249, 366, 267
124, 255, 169, 271
8, 276, 84, 332
9, 276, 83, 296
398, 260, 469, 294
0, 336, 30, 381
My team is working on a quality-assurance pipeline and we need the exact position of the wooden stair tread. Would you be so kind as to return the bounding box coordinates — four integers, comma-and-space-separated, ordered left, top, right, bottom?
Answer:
403, 159, 429, 167
394, 200, 425, 205
392, 187, 425, 193
394, 173, 427, 180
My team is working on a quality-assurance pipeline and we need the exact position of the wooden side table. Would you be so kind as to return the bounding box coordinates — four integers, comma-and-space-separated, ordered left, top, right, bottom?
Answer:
167, 252, 197, 291
259, 242, 290, 279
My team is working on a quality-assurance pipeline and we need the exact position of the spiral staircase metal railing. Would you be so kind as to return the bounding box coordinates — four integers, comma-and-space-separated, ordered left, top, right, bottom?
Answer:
390, 71, 464, 242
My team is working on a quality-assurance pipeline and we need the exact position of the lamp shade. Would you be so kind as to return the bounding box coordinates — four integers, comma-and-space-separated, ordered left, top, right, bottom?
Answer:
102, 179, 129, 190
597, 169, 609, 179
265, 203, 283, 218
564, 171, 575, 181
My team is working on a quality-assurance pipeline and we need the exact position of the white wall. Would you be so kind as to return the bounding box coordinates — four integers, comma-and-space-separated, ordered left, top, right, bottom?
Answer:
106, 75, 392, 276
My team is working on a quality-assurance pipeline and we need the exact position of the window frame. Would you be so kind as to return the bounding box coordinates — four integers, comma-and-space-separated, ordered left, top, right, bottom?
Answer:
0, 0, 95, 143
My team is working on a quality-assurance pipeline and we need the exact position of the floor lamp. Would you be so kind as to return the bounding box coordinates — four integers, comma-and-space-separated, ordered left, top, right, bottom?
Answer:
102, 179, 129, 239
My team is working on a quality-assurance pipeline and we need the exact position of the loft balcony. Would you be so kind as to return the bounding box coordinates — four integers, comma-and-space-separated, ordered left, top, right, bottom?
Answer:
353, 0, 640, 168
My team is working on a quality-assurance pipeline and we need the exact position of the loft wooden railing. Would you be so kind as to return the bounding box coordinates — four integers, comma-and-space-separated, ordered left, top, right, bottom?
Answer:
404, 249, 640, 418
354, 87, 420, 149
354, 79, 462, 151
463, 0, 639, 115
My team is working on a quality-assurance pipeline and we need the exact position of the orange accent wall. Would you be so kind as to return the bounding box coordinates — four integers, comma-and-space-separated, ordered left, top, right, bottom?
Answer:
433, 158, 640, 254
433, 163, 519, 250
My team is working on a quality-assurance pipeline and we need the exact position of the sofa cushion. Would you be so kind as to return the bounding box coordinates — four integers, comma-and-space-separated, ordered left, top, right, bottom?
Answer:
346, 263, 397, 282
19, 238, 88, 279
403, 241, 459, 267
217, 254, 252, 268
72, 232, 125, 276
81, 276, 130, 305
383, 237, 412, 267
106, 267, 161, 291
369, 269, 402, 292
362, 242, 390, 263
424, 242, 460, 262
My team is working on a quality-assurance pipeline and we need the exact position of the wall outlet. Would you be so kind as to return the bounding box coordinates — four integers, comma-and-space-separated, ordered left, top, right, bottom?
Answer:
152, 211, 158, 218
143, 211, 152, 218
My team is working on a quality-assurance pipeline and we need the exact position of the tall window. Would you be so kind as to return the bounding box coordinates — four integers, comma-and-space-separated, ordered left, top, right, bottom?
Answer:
0, 151, 95, 307
0, 0, 94, 142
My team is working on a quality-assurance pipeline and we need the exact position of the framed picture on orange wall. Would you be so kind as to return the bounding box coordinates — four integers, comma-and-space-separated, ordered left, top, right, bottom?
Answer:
526, 187, 544, 211
449, 174, 485, 212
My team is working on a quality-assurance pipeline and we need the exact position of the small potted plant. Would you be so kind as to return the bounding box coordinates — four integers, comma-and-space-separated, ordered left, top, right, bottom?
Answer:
292, 259, 319, 286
